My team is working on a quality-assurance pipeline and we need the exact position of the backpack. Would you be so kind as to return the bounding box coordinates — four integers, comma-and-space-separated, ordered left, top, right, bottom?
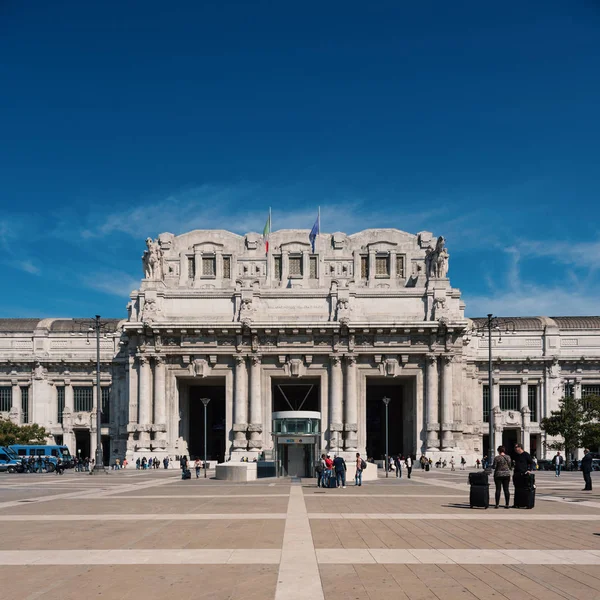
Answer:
360, 458, 367, 470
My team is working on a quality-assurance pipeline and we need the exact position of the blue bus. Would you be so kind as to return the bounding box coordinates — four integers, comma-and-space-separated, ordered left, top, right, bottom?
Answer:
9, 445, 74, 470
0, 446, 22, 473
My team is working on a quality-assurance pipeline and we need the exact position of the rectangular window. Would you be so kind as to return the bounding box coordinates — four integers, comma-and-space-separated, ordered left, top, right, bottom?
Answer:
309, 256, 318, 279
499, 385, 520, 411
0, 387, 11, 412
101, 387, 111, 424
21, 387, 29, 423
528, 386, 538, 422
289, 256, 302, 277
375, 255, 390, 277
564, 382, 574, 398
188, 257, 195, 279
222, 256, 231, 279
74, 387, 93, 412
396, 255, 405, 278
360, 256, 369, 279
57, 387, 65, 424
582, 385, 600, 397
483, 385, 490, 423
202, 256, 216, 277
273, 255, 282, 279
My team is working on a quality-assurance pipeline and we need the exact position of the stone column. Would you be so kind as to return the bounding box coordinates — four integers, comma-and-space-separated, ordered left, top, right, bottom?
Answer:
62, 380, 75, 454
491, 377, 502, 452
574, 378, 582, 400
248, 355, 263, 451
426, 354, 440, 450
153, 356, 167, 448
329, 355, 343, 452
137, 356, 151, 450
232, 355, 248, 450
440, 354, 454, 450
344, 355, 358, 451
520, 378, 530, 453
9, 380, 21, 424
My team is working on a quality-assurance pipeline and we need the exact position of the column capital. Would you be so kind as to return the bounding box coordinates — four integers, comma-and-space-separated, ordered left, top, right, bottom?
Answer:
138, 355, 149, 366
426, 353, 438, 365
154, 355, 166, 366
234, 354, 247, 365
345, 354, 357, 366
442, 354, 454, 365
330, 355, 342, 367
250, 354, 262, 366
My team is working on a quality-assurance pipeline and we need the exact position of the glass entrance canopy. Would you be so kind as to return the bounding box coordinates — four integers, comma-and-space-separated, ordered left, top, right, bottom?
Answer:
272, 411, 321, 436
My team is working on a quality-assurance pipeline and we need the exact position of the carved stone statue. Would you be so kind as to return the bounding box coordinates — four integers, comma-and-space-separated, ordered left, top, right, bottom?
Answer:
142, 238, 164, 280
425, 236, 449, 279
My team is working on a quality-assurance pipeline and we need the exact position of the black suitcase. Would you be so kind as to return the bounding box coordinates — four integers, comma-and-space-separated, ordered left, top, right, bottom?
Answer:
328, 473, 337, 488
514, 473, 535, 508
469, 484, 489, 508
425, 463, 430, 472
182, 469, 191, 480
469, 471, 489, 486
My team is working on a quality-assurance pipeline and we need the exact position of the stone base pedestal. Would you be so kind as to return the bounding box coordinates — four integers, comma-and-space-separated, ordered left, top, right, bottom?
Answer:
215, 462, 257, 482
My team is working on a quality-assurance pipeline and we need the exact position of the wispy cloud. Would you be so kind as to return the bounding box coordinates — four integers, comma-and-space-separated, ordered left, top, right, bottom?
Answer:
10, 259, 41, 275
513, 239, 600, 270
80, 271, 140, 298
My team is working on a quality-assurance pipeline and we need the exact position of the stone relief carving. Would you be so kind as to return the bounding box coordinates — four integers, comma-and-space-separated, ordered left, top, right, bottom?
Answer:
189, 357, 209, 378
239, 298, 254, 327
142, 238, 164, 280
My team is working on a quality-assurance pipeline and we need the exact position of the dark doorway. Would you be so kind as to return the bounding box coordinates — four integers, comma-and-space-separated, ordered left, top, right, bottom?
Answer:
502, 429, 519, 459
366, 379, 404, 461
482, 434, 489, 460
101, 435, 110, 465
188, 382, 226, 462
272, 378, 320, 412
75, 430, 90, 459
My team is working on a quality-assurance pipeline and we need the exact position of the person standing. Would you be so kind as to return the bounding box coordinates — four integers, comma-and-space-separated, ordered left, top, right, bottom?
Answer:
316, 454, 326, 488
194, 458, 201, 478
405, 455, 413, 479
333, 454, 347, 489
581, 449, 593, 491
394, 455, 402, 478
492, 446, 512, 509
513, 443, 534, 503
553, 452, 564, 477
324, 454, 334, 487
355, 453, 364, 486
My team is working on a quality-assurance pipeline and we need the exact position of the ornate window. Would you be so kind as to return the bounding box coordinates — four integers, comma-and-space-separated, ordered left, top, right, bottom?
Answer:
202, 256, 216, 277
289, 256, 302, 277
375, 255, 389, 277
273, 255, 282, 279
188, 257, 195, 279
101, 387, 111, 424
57, 386, 65, 424
396, 255, 405, 278
309, 256, 318, 279
482, 385, 489, 423
528, 386, 537, 422
499, 385, 519, 411
0, 387, 11, 412
74, 387, 93, 412
360, 256, 369, 279
222, 256, 231, 279
21, 387, 29, 423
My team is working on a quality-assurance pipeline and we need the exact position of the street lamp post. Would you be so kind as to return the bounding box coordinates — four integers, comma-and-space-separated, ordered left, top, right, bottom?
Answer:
91, 315, 105, 474
382, 397, 390, 478
201, 398, 210, 478
472, 314, 515, 467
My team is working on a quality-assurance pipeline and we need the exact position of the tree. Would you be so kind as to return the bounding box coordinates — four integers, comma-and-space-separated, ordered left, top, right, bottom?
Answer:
0, 418, 48, 447
541, 395, 600, 459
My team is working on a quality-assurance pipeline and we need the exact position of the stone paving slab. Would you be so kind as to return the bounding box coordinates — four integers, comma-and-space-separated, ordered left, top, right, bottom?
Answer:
0, 565, 279, 600
0, 519, 285, 550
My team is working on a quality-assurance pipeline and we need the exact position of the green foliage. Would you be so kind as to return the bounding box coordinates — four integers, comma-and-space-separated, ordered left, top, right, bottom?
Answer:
541, 395, 600, 456
0, 418, 48, 447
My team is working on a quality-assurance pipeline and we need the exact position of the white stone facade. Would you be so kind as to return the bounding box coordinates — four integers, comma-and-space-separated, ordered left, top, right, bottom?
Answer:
1, 228, 599, 468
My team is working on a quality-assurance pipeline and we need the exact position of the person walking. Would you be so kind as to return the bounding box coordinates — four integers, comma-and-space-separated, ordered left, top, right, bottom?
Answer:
581, 449, 593, 491
460, 456, 466, 470
333, 454, 347, 488
450, 456, 456, 471
492, 446, 512, 509
476, 458, 481, 469
553, 451, 564, 477
355, 453, 364, 486
405, 455, 413, 479
194, 458, 201, 478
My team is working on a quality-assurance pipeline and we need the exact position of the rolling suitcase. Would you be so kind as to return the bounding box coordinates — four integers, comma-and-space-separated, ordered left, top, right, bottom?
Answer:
469, 484, 489, 508
469, 471, 489, 486
182, 469, 191, 480
514, 473, 535, 509
328, 472, 337, 488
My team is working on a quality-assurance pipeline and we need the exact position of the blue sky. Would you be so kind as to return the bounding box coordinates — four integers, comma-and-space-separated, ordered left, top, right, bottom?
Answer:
1, 1, 599, 318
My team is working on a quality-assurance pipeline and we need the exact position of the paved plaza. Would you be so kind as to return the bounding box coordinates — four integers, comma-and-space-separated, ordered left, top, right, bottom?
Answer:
1, 469, 600, 599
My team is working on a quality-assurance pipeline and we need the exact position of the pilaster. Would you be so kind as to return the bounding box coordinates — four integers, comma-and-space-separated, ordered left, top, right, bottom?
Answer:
232, 355, 248, 450
329, 355, 343, 452
426, 354, 440, 450
344, 355, 358, 450
440, 354, 454, 450
248, 355, 263, 450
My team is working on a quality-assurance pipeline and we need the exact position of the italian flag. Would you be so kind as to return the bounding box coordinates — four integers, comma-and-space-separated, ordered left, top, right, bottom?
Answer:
263, 209, 271, 254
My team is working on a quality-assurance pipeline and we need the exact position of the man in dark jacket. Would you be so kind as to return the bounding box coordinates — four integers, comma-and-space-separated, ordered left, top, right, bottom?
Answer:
333, 454, 347, 488
581, 449, 593, 491
513, 444, 534, 490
